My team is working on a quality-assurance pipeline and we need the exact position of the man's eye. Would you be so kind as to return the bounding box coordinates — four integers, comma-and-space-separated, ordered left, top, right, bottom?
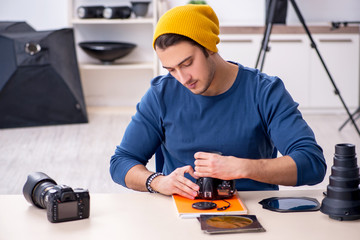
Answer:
182, 61, 192, 67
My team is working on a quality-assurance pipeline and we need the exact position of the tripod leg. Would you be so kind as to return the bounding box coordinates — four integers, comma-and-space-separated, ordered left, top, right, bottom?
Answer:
339, 107, 360, 131
289, 0, 360, 136
255, 0, 278, 71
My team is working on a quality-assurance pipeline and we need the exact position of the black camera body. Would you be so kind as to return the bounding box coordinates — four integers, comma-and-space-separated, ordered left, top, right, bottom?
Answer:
45, 185, 90, 223
196, 177, 235, 200
23, 172, 90, 223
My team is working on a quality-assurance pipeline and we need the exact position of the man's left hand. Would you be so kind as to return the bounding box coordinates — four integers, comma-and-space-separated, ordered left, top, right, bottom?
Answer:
193, 151, 245, 180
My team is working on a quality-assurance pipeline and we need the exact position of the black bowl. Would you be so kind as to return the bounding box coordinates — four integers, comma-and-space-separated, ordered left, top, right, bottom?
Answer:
131, 1, 151, 18
79, 41, 137, 64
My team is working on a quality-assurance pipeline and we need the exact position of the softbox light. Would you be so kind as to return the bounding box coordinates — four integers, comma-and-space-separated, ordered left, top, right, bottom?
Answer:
0, 28, 88, 128
0, 21, 36, 33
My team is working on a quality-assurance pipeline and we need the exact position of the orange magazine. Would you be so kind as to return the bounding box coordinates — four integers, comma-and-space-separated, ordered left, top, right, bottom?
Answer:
172, 193, 248, 219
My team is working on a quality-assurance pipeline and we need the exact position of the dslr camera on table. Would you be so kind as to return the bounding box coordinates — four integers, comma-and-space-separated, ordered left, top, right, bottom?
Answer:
23, 172, 90, 223
193, 177, 236, 210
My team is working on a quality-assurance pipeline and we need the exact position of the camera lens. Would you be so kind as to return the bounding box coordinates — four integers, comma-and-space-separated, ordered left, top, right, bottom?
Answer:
77, 6, 104, 19
103, 6, 132, 19
23, 172, 57, 209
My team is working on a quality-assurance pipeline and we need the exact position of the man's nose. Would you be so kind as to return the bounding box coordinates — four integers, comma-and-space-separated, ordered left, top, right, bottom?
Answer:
177, 70, 191, 85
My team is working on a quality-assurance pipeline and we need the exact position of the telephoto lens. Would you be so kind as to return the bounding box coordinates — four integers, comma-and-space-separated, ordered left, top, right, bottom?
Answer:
23, 172, 57, 209
77, 6, 105, 19
320, 143, 360, 220
103, 6, 132, 19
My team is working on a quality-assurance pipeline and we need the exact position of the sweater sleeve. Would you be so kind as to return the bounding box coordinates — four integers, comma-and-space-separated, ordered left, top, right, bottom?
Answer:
257, 75, 327, 186
109, 86, 164, 187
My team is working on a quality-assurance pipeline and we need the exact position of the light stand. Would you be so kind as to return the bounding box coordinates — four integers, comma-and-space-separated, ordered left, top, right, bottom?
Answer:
331, 21, 360, 132
255, 0, 360, 136
339, 107, 360, 131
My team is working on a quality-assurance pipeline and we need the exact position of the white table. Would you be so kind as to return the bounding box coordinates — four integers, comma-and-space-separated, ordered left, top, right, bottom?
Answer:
1, 190, 359, 240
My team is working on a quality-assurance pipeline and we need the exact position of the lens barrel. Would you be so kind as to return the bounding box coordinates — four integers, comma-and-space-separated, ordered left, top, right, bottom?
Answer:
23, 172, 57, 209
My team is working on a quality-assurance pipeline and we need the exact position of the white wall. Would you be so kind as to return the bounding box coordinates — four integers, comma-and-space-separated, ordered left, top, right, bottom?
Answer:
0, 0, 359, 30
164, 0, 266, 25
166, 0, 360, 26
0, 0, 69, 30
285, 0, 360, 25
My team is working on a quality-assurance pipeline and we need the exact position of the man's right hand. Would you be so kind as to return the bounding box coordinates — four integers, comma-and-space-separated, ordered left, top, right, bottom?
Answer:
151, 165, 200, 199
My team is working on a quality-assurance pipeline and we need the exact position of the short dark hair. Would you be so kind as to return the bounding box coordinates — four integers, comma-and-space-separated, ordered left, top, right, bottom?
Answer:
154, 33, 209, 57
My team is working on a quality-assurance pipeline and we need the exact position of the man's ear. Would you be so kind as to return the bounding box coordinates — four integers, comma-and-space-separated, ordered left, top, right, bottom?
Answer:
207, 49, 216, 55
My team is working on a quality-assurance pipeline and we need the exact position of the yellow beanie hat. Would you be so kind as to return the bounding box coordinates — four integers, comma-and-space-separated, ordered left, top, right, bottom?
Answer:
153, 4, 220, 52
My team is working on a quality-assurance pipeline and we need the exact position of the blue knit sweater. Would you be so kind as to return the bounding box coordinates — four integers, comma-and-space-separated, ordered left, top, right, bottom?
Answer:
110, 63, 326, 191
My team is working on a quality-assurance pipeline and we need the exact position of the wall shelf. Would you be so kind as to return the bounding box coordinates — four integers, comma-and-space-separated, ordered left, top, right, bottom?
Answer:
68, 0, 159, 106
71, 18, 155, 25
80, 62, 154, 70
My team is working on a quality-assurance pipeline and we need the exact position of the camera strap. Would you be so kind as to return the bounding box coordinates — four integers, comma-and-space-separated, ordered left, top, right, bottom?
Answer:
216, 199, 231, 211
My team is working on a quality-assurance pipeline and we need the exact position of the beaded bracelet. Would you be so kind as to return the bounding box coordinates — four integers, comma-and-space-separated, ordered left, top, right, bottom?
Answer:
146, 172, 164, 193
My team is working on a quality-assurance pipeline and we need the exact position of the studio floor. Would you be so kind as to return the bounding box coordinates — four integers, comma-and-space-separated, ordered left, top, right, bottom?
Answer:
0, 107, 359, 195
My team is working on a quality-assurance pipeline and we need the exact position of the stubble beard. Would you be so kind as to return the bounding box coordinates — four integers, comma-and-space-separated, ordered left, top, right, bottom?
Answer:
191, 63, 216, 96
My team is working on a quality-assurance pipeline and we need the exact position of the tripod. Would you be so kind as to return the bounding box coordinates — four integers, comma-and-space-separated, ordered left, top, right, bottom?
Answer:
339, 107, 360, 131
331, 21, 360, 132
255, 0, 360, 136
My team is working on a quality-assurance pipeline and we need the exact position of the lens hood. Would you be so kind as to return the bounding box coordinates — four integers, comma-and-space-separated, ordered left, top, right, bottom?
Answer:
23, 172, 57, 208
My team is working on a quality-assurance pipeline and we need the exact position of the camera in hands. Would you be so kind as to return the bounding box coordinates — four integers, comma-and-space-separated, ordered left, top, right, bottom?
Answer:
23, 172, 90, 223
196, 177, 235, 200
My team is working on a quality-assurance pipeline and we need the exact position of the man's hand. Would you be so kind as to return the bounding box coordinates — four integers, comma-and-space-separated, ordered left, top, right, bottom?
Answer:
193, 151, 298, 186
193, 152, 243, 180
151, 165, 200, 199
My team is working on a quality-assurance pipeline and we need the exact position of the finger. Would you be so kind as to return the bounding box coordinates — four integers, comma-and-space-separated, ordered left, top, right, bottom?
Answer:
194, 165, 210, 174
182, 165, 195, 174
182, 165, 200, 180
175, 191, 197, 200
179, 165, 197, 175
195, 157, 218, 169
194, 170, 207, 178
173, 177, 199, 198
194, 151, 209, 159
194, 159, 209, 167
173, 167, 199, 191
187, 167, 200, 180
195, 151, 222, 159
175, 174, 199, 191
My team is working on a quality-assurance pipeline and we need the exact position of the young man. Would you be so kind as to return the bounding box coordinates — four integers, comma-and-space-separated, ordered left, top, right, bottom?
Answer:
110, 4, 326, 199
